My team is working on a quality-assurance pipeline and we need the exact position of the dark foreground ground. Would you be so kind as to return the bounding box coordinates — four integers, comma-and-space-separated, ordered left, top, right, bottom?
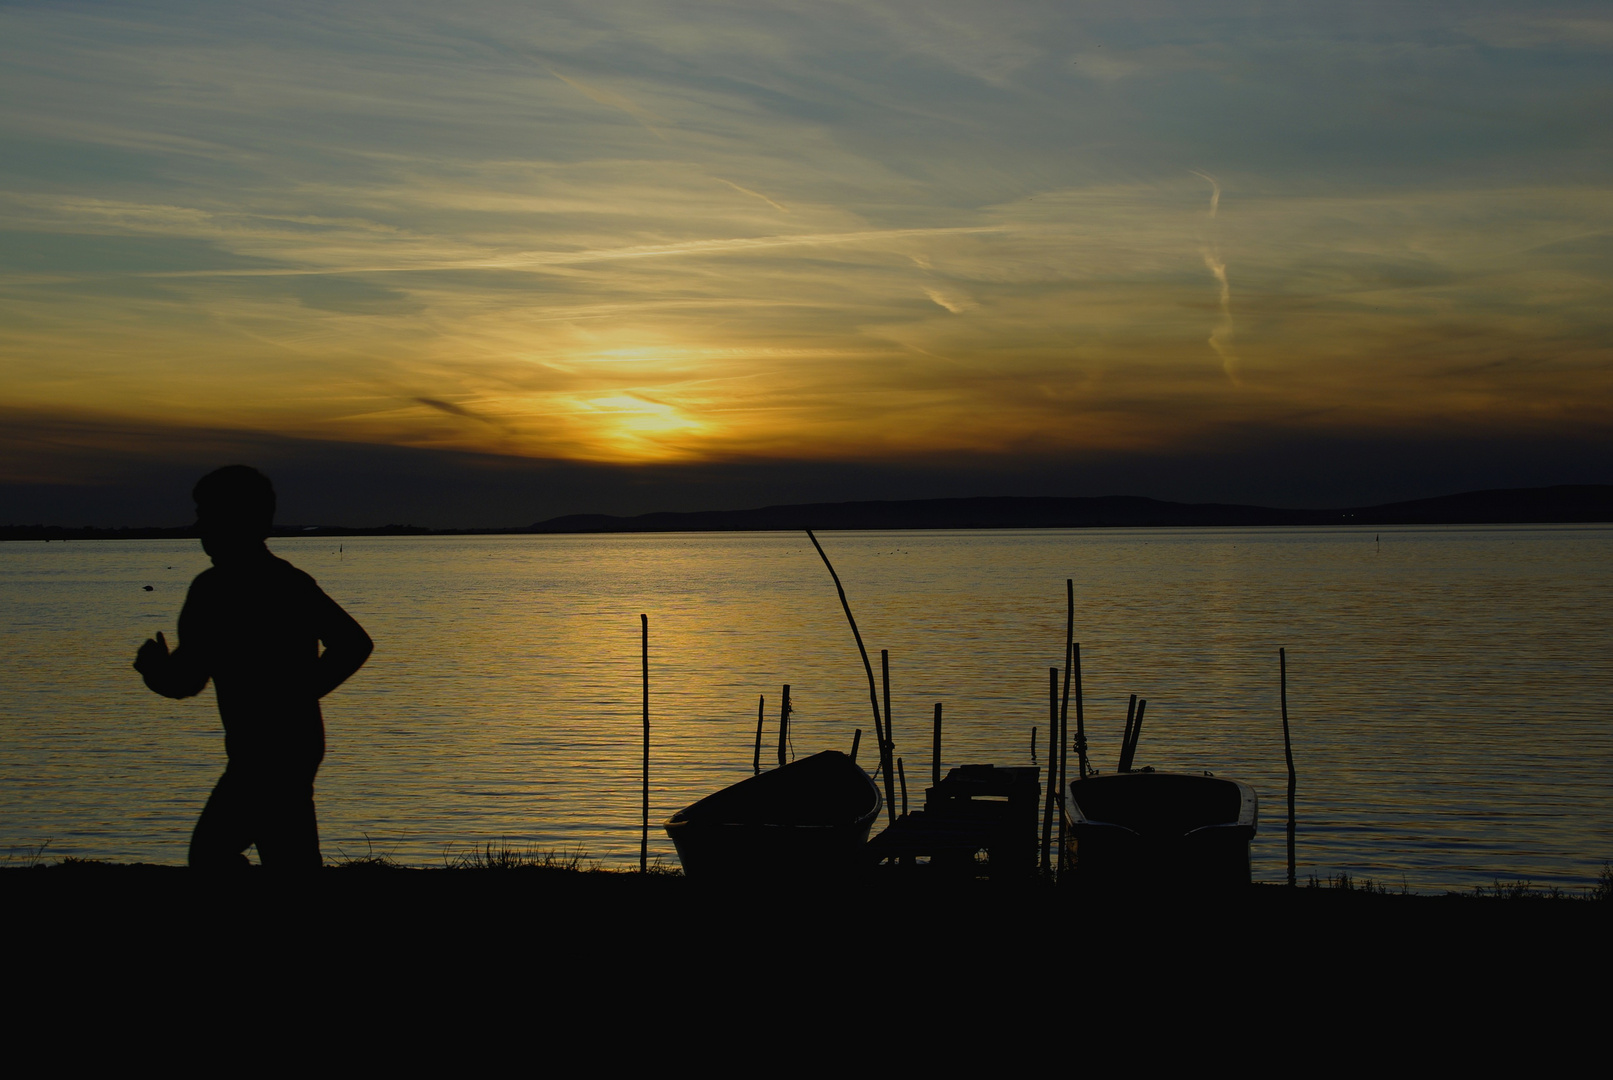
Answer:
7, 860, 1606, 967
5, 861, 1607, 1052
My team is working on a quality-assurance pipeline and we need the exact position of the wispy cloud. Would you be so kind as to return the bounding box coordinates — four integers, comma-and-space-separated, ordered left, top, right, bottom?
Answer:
1191, 171, 1237, 384
2, 2, 1611, 471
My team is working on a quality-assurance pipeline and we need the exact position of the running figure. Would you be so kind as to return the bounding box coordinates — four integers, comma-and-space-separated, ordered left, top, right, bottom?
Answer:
134, 466, 372, 868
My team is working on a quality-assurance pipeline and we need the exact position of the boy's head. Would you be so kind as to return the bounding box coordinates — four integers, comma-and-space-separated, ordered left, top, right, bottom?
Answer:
193, 465, 276, 555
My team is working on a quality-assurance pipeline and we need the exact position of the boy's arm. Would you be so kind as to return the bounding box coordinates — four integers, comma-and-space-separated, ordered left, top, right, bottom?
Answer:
133, 588, 211, 699
311, 589, 373, 699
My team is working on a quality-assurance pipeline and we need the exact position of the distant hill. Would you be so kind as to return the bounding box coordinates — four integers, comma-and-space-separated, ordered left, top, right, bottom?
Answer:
525, 484, 1613, 534
4, 485, 1609, 540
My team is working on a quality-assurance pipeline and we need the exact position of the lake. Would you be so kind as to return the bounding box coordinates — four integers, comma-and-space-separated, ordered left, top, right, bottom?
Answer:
3, 526, 1610, 890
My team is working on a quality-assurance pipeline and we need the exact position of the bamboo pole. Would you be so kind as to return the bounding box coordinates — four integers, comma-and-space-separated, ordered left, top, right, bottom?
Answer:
882, 649, 896, 793
805, 530, 894, 826
1073, 642, 1088, 779
1058, 580, 1073, 873
1118, 694, 1137, 772
897, 757, 908, 818
931, 702, 942, 786
1121, 699, 1147, 773
778, 684, 791, 768
1282, 647, 1296, 887
640, 613, 649, 875
1041, 667, 1058, 874
753, 694, 765, 774
850, 727, 862, 764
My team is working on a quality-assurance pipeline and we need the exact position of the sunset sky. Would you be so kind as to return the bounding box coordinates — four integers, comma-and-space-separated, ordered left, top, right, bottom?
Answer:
3, 2, 1611, 525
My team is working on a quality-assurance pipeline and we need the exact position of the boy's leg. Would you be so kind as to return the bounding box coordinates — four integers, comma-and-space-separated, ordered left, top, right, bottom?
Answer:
253, 777, 323, 869
189, 769, 253, 868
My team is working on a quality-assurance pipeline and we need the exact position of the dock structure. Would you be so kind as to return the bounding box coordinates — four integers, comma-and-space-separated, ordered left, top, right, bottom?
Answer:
865, 764, 1048, 879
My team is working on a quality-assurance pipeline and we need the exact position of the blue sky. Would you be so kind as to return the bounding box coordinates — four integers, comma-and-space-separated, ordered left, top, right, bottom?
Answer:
3, 2, 1611, 520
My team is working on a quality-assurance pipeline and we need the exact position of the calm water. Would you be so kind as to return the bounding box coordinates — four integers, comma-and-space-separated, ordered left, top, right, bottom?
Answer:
3, 527, 1610, 889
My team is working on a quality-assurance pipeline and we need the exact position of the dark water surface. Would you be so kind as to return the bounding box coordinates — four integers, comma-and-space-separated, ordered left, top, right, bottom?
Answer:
3, 527, 1610, 889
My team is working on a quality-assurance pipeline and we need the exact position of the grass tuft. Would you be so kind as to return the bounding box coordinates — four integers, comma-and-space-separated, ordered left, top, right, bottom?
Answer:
1593, 862, 1613, 903
441, 841, 602, 873
6, 841, 54, 869
329, 834, 405, 871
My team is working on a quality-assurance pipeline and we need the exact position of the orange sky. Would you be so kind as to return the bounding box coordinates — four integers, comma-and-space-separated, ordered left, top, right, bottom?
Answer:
3, 3, 1611, 510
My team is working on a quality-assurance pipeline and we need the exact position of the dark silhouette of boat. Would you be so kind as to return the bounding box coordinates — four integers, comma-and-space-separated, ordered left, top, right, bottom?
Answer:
664, 751, 882, 878
1066, 772, 1257, 888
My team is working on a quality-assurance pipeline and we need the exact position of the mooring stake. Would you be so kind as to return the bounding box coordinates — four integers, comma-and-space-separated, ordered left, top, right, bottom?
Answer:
753, 694, 765, 775
640, 613, 649, 875
1281, 647, 1296, 887
806, 529, 895, 826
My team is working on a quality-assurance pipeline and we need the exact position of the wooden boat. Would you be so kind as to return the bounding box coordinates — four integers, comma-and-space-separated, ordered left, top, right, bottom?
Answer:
665, 750, 883, 878
1066, 771, 1257, 889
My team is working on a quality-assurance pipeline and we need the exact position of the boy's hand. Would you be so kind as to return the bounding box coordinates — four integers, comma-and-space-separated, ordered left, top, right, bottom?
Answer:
134, 631, 169, 674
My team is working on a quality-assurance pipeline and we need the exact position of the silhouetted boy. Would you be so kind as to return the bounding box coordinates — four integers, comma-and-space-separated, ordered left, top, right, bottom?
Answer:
134, 465, 372, 868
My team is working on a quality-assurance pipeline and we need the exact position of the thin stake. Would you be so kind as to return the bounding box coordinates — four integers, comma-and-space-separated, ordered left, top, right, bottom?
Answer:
1122, 699, 1147, 772
753, 694, 765, 775
806, 529, 894, 826
1041, 667, 1058, 874
882, 649, 896, 782
850, 728, 862, 764
1058, 580, 1073, 873
1118, 694, 1137, 772
1032, 726, 1038, 763
1073, 642, 1089, 779
897, 757, 908, 818
640, 613, 649, 875
778, 684, 791, 768
931, 702, 942, 786
1282, 647, 1296, 887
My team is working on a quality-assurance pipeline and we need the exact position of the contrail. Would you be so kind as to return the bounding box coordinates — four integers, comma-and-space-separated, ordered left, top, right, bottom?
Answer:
715, 178, 789, 214
1192, 170, 1238, 384
1189, 170, 1220, 217
1201, 249, 1238, 384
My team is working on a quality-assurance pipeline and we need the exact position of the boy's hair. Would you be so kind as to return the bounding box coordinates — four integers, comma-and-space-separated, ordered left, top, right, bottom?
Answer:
193, 465, 276, 537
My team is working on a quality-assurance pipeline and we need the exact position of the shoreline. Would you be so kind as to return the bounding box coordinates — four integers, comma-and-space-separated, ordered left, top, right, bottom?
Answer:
5, 484, 1611, 539
8, 856, 1609, 904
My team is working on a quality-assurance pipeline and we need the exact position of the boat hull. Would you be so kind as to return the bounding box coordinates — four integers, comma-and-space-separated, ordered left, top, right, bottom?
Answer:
665, 750, 882, 878
1067, 772, 1257, 890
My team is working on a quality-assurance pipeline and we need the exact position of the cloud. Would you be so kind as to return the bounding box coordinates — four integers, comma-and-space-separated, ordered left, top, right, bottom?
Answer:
923, 288, 973, 313
2, 2, 1612, 486
413, 397, 499, 425
546, 67, 670, 138
715, 178, 789, 214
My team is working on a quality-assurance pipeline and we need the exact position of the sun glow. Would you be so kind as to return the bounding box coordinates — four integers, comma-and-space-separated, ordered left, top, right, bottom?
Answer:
570, 393, 707, 459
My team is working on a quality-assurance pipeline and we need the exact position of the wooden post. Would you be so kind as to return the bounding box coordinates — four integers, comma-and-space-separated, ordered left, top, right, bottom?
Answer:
881, 649, 895, 794
1041, 667, 1058, 874
1282, 647, 1296, 887
805, 530, 894, 826
640, 613, 649, 874
931, 702, 942, 786
1058, 579, 1073, 873
753, 694, 765, 774
1118, 694, 1137, 772
1032, 726, 1038, 763
1121, 699, 1147, 773
778, 684, 791, 768
850, 727, 862, 764
1074, 642, 1088, 779
897, 757, 908, 818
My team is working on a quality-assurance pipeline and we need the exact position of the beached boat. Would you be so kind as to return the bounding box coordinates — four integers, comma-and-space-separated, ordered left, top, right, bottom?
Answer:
1066, 771, 1257, 888
664, 750, 883, 878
